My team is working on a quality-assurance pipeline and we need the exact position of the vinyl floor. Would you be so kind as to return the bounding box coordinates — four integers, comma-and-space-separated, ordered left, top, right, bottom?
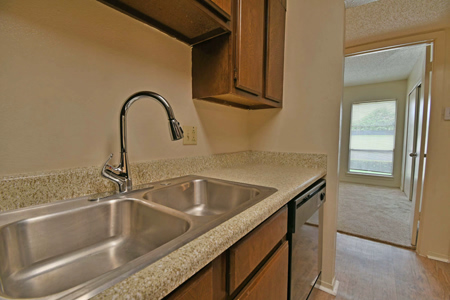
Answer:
309, 233, 450, 300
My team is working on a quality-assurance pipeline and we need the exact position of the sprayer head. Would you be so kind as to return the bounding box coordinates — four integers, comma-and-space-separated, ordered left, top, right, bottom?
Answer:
169, 119, 184, 141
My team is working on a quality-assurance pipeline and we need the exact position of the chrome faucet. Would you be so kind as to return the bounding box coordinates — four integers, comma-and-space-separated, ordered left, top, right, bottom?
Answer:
101, 91, 184, 192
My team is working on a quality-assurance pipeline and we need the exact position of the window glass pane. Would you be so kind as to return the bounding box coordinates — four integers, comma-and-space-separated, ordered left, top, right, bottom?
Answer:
349, 100, 396, 176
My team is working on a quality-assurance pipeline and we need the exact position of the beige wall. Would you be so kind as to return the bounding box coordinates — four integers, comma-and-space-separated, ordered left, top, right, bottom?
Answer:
419, 28, 450, 261
249, 0, 345, 289
340, 80, 407, 187
0, 0, 250, 176
442, 29, 450, 261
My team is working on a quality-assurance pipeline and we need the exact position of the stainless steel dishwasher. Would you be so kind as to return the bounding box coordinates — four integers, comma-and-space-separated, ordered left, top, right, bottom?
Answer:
288, 179, 326, 300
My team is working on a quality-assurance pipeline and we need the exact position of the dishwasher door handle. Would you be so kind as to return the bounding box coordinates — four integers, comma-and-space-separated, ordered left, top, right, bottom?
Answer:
294, 180, 326, 208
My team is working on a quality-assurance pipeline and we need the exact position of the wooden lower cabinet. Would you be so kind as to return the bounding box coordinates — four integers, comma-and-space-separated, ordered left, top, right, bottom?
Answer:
234, 241, 289, 300
165, 265, 213, 300
229, 206, 287, 293
164, 206, 288, 300
165, 254, 227, 300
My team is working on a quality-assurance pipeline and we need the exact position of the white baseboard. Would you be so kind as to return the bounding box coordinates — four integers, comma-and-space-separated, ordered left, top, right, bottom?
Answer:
315, 277, 339, 296
427, 253, 450, 263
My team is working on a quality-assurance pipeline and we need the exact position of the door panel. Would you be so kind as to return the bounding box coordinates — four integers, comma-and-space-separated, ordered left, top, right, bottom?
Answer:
404, 88, 419, 200
235, 0, 265, 96
264, 0, 286, 102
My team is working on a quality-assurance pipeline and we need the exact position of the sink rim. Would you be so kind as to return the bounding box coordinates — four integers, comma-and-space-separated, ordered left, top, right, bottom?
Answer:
0, 175, 277, 300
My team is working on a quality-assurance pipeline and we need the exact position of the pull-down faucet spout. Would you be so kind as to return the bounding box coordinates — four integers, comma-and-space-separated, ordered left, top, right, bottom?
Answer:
101, 91, 184, 192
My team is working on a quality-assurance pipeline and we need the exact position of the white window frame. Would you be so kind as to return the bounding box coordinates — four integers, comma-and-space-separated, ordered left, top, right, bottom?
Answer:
348, 99, 398, 177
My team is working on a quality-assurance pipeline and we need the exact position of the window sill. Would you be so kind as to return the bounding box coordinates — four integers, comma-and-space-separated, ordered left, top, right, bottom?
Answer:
345, 172, 394, 180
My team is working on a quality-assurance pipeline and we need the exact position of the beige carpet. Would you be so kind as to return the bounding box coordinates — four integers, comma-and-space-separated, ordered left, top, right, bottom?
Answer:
308, 182, 413, 247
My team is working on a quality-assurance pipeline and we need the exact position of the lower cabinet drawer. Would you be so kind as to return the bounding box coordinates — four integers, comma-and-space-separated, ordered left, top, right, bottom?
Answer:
165, 264, 213, 300
229, 206, 288, 293
234, 240, 289, 300
165, 254, 227, 300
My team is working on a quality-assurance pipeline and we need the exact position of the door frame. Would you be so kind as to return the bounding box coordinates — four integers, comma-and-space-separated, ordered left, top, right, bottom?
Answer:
345, 30, 446, 256
409, 45, 432, 247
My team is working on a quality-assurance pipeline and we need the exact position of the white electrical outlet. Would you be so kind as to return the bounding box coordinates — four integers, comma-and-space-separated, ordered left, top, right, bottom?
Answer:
445, 107, 450, 121
183, 126, 197, 145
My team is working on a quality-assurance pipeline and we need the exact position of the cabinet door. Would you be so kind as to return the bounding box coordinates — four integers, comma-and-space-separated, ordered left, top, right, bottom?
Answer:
234, 241, 289, 300
166, 264, 213, 300
229, 207, 287, 293
209, 0, 232, 16
264, 0, 286, 103
235, 0, 265, 96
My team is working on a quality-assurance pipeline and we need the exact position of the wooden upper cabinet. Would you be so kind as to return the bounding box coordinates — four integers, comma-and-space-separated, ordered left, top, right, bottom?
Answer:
192, 0, 287, 109
210, 0, 232, 16
235, 0, 265, 96
98, 0, 231, 45
99, 0, 286, 109
264, 0, 286, 103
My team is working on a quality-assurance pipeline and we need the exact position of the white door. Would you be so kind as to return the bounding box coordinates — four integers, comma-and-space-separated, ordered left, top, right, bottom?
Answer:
403, 87, 419, 200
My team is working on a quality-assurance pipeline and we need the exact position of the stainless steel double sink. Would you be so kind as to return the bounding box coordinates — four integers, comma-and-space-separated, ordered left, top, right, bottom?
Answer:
0, 176, 276, 299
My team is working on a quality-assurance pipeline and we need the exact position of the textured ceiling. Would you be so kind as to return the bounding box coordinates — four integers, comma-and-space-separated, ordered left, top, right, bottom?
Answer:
344, 0, 378, 9
346, 0, 450, 46
344, 44, 426, 87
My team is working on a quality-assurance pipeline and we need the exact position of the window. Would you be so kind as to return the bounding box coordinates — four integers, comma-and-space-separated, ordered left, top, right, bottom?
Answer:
349, 100, 397, 176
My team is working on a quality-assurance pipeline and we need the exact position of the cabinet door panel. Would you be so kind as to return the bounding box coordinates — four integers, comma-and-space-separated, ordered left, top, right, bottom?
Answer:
210, 0, 232, 16
235, 0, 265, 96
235, 241, 289, 300
229, 207, 287, 293
166, 264, 213, 300
264, 0, 286, 102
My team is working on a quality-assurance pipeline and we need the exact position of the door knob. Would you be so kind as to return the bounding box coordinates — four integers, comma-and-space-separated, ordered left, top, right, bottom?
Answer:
409, 152, 418, 157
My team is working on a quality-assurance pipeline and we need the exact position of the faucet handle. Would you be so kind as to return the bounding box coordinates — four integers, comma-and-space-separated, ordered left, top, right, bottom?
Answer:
101, 153, 114, 174
101, 153, 121, 182
102, 153, 126, 175
101, 153, 129, 192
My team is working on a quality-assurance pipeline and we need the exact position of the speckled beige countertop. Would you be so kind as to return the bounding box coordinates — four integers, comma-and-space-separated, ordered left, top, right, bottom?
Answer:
0, 151, 326, 300
93, 163, 326, 300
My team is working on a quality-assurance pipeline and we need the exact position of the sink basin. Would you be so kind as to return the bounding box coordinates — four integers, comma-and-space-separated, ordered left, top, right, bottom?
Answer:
0, 175, 276, 299
0, 199, 190, 299
143, 178, 261, 216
